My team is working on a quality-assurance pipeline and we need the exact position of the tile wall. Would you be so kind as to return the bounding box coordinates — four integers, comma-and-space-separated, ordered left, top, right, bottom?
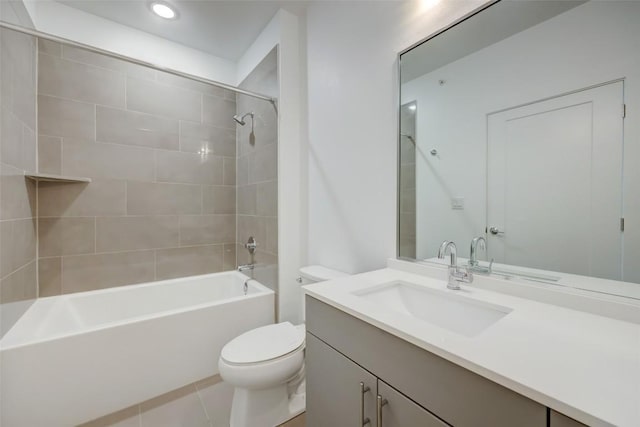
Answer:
0, 27, 38, 335
36, 39, 242, 295
235, 48, 279, 292
399, 102, 416, 259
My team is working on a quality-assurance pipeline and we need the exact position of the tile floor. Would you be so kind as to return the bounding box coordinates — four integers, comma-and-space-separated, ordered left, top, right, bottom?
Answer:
78, 375, 305, 427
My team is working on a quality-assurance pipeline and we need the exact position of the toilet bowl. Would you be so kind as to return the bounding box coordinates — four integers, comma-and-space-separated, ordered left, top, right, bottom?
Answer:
218, 265, 347, 427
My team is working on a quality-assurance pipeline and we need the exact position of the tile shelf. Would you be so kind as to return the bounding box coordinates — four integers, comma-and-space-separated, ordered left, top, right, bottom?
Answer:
24, 172, 92, 183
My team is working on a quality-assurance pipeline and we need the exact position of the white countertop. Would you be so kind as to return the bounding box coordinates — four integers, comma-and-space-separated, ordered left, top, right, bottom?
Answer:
304, 267, 640, 427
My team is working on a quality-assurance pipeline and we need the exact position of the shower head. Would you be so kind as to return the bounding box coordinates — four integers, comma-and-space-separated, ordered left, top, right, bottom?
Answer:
233, 112, 254, 126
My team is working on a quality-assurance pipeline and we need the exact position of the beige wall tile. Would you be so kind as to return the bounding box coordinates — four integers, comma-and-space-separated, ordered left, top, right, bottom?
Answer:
63, 44, 155, 80
156, 245, 224, 280
38, 179, 126, 217
0, 260, 37, 304
236, 215, 266, 249
1, 218, 36, 277
202, 95, 236, 129
248, 143, 277, 183
156, 70, 226, 97
62, 139, 155, 181
97, 106, 179, 150
126, 181, 202, 215
222, 243, 237, 271
1, 106, 36, 171
202, 185, 235, 215
0, 163, 36, 220
96, 216, 179, 252
38, 38, 62, 57
256, 180, 277, 217
155, 150, 223, 185
126, 77, 201, 122
38, 54, 125, 107
62, 251, 155, 293
38, 134, 62, 175
39, 217, 95, 257
179, 120, 235, 156
236, 155, 248, 186
237, 184, 256, 215
38, 95, 95, 140
265, 217, 278, 255
38, 257, 62, 297
223, 157, 236, 185
179, 215, 235, 246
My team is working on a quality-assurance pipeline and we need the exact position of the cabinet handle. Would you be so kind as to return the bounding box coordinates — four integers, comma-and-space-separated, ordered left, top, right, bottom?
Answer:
359, 382, 370, 426
376, 395, 388, 427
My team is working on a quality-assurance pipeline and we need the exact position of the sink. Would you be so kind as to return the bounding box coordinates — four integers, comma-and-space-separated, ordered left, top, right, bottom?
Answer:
353, 281, 512, 337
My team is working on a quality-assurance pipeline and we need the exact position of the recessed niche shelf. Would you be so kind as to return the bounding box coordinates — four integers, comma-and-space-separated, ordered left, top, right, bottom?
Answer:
24, 172, 92, 183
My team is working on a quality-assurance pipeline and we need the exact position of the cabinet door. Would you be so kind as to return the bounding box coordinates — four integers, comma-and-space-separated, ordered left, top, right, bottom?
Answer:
549, 410, 588, 427
306, 332, 377, 427
377, 380, 449, 427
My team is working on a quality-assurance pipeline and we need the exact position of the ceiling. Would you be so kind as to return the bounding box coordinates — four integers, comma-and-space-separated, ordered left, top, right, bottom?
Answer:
57, 0, 307, 60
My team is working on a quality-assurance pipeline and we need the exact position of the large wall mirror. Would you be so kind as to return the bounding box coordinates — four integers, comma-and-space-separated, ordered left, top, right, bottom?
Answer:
398, 0, 640, 300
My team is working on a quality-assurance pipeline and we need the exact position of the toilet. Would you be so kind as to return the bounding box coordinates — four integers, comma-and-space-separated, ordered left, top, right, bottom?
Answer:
218, 265, 347, 427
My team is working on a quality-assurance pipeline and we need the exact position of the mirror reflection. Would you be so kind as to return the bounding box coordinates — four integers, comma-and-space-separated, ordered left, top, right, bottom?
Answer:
399, 0, 640, 298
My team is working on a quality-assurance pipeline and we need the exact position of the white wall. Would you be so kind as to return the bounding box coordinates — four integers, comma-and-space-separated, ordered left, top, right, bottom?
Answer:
21, 0, 236, 84
402, 1, 640, 281
305, 0, 481, 274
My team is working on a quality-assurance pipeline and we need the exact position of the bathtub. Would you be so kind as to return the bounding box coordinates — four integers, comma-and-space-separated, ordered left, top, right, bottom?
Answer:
0, 271, 274, 427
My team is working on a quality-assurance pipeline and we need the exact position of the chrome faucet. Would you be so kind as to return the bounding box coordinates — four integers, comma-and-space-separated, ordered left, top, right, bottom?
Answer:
468, 236, 493, 274
238, 264, 254, 273
437, 241, 473, 290
469, 236, 485, 266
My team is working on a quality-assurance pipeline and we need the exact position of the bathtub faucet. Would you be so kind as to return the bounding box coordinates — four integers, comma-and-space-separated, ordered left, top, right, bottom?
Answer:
238, 264, 255, 272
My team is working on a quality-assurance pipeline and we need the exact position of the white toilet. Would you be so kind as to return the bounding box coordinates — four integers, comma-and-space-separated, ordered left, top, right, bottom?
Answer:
218, 265, 347, 427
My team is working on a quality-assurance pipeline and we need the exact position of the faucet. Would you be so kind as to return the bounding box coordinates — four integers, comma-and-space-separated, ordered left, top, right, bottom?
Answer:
437, 241, 473, 290
468, 236, 493, 274
238, 264, 254, 272
469, 237, 485, 266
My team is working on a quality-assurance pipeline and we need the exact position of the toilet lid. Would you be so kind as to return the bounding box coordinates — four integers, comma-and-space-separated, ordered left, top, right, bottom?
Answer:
221, 322, 305, 364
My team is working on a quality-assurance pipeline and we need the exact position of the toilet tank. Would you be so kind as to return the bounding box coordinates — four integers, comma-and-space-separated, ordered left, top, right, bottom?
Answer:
299, 265, 347, 285
299, 265, 347, 320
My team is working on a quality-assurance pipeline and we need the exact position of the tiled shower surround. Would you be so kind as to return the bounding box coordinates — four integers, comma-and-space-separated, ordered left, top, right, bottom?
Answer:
236, 48, 279, 290
0, 28, 38, 335
33, 38, 278, 295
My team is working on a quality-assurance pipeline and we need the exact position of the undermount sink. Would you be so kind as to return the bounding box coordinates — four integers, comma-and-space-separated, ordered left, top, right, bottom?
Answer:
353, 281, 512, 337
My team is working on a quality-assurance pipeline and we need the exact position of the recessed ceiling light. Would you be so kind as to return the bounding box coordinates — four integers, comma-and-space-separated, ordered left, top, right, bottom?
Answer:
150, 2, 178, 20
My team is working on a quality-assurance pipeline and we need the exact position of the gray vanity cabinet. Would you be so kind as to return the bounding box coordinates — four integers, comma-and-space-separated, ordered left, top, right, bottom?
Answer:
307, 332, 448, 427
549, 411, 588, 427
377, 380, 449, 427
306, 295, 548, 427
306, 333, 377, 427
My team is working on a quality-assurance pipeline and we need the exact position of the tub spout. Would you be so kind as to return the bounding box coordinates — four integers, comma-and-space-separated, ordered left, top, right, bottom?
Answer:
238, 264, 254, 272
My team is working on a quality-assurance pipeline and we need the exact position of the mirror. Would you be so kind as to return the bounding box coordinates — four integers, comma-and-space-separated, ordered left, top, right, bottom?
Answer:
398, 0, 640, 300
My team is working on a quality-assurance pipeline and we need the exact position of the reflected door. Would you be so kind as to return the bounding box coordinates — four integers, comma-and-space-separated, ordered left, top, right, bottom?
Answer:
487, 81, 623, 279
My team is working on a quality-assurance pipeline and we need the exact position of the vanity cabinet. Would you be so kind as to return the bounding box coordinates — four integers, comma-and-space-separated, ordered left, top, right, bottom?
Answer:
306, 295, 553, 427
307, 333, 447, 427
549, 411, 588, 427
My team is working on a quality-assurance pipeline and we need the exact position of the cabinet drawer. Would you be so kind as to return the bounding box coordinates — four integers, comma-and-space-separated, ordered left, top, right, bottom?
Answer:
306, 296, 546, 427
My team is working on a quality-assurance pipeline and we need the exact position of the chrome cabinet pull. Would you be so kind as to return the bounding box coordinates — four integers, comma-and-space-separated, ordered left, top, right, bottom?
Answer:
359, 382, 370, 426
376, 395, 388, 427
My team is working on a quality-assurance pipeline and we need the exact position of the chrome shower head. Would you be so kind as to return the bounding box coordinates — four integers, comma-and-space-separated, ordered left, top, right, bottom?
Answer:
233, 112, 254, 126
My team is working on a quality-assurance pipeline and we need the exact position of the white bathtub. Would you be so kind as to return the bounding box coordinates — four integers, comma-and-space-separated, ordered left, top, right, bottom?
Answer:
0, 271, 274, 427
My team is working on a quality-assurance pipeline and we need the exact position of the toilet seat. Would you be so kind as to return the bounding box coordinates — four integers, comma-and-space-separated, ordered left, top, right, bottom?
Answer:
221, 322, 305, 365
